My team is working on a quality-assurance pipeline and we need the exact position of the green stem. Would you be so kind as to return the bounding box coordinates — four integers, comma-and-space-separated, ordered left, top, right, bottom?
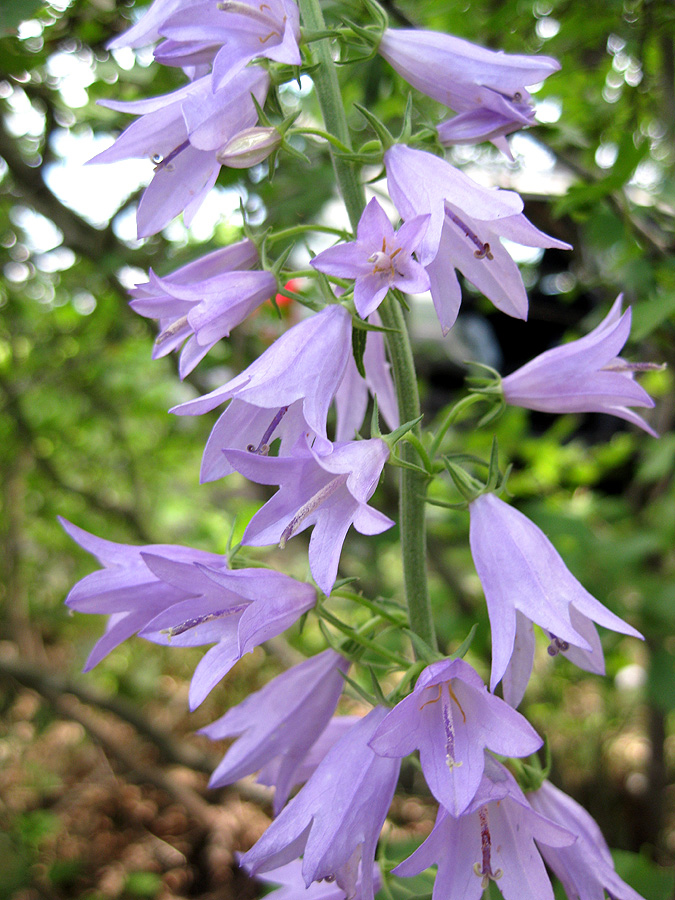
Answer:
298, 0, 436, 653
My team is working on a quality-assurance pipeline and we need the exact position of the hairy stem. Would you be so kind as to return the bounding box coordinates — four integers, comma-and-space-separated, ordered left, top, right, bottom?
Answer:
298, 0, 437, 652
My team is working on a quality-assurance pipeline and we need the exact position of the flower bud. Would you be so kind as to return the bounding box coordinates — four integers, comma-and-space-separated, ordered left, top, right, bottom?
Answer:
216, 126, 282, 168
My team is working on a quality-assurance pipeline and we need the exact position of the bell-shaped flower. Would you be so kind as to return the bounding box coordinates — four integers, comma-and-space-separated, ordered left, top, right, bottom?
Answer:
393, 757, 575, 900
501, 295, 658, 435
106, 0, 201, 49
257, 716, 360, 810
157, 0, 301, 89
130, 259, 275, 378
240, 707, 400, 900
501, 606, 607, 709
89, 67, 269, 237
200, 650, 349, 813
311, 198, 430, 319
378, 29, 559, 152
139, 560, 316, 709
248, 858, 382, 900
368, 657, 541, 816
224, 434, 394, 594
60, 517, 227, 671
171, 304, 353, 449
468, 492, 643, 698
384, 144, 570, 333
334, 317, 399, 441
200, 398, 315, 483
528, 780, 645, 900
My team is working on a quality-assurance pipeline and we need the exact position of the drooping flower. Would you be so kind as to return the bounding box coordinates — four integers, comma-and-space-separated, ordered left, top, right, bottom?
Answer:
468, 492, 643, 698
246, 857, 382, 900
130, 240, 276, 378
171, 304, 353, 449
89, 67, 269, 237
130, 262, 275, 378
378, 29, 559, 153
501, 606, 606, 708
157, 0, 301, 89
334, 317, 399, 441
528, 780, 646, 900
384, 144, 570, 333
200, 398, 315, 483
106, 0, 201, 49
59, 517, 227, 671
224, 434, 393, 594
240, 707, 400, 900
201, 650, 349, 813
139, 560, 316, 709
393, 757, 575, 900
368, 657, 541, 816
501, 295, 658, 435
257, 716, 360, 808
311, 198, 430, 319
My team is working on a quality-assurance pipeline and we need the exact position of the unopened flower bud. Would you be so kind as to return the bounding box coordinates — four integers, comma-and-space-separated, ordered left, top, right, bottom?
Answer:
216, 126, 282, 168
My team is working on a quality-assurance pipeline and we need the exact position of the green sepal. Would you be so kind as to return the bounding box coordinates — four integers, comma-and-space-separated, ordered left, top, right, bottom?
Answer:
381, 414, 424, 450
352, 325, 367, 378
368, 666, 390, 706
354, 102, 396, 150
403, 629, 444, 664
339, 669, 381, 707
448, 623, 478, 661
443, 459, 484, 502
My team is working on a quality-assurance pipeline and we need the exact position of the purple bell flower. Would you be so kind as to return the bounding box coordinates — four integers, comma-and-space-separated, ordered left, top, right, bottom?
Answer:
501, 295, 658, 435
528, 780, 646, 900
128, 240, 274, 378
368, 657, 541, 816
257, 716, 361, 806
60, 517, 227, 671
468, 492, 643, 701
158, 0, 301, 89
384, 144, 570, 333
224, 434, 393, 595
106, 0, 201, 50
89, 67, 269, 237
393, 757, 575, 900
240, 707, 400, 900
311, 198, 430, 319
247, 858, 382, 900
200, 398, 314, 484
200, 650, 349, 813
171, 304, 353, 449
139, 560, 316, 709
378, 28, 559, 152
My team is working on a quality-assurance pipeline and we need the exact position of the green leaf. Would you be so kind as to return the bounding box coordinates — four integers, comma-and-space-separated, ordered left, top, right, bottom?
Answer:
352, 324, 367, 378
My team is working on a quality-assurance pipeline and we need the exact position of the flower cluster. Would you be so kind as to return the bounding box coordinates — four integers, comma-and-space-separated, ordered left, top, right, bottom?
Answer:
61, 3, 659, 900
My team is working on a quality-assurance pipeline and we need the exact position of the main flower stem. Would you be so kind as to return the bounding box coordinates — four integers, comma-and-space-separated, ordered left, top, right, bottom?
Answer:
298, 0, 437, 652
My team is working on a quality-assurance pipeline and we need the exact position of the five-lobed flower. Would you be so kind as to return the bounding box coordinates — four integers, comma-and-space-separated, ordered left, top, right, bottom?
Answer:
311, 197, 430, 319
501, 294, 658, 436
469, 492, 643, 704
368, 657, 542, 816
200, 650, 349, 813
240, 707, 400, 900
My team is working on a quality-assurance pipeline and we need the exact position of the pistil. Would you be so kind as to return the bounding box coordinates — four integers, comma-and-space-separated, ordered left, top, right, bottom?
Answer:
280, 474, 348, 548
162, 603, 250, 638
445, 206, 494, 260
247, 405, 289, 455
473, 806, 503, 888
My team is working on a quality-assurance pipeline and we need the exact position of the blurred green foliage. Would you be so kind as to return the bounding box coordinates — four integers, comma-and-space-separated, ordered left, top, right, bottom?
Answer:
0, 0, 674, 897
